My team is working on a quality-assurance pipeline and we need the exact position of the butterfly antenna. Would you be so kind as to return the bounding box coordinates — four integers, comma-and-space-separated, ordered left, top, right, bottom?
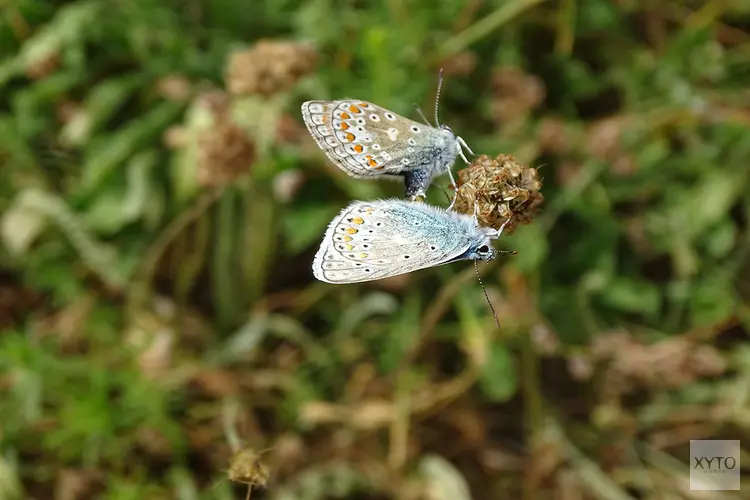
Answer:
475, 260, 500, 329
413, 103, 432, 126
434, 68, 444, 127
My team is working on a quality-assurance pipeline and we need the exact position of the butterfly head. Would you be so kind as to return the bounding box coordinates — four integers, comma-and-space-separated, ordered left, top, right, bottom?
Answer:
449, 227, 498, 263
473, 241, 498, 261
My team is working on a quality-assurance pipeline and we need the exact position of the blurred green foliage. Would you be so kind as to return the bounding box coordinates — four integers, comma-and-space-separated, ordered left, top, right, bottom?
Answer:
1, 0, 750, 499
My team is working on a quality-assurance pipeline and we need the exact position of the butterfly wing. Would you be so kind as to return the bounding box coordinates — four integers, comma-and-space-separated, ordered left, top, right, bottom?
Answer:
312, 199, 475, 284
301, 100, 456, 180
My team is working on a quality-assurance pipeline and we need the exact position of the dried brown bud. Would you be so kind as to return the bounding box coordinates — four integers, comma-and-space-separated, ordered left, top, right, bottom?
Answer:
227, 447, 270, 488
592, 332, 728, 398
154, 74, 193, 101
537, 117, 581, 156
439, 52, 478, 77
490, 67, 545, 125
163, 125, 188, 150
198, 90, 232, 116
586, 116, 637, 176
196, 104, 256, 187
226, 39, 317, 96
275, 113, 307, 144
452, 154, 544, 233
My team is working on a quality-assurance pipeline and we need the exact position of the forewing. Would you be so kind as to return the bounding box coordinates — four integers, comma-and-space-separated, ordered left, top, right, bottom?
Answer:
301, 100, 452, 179
312, 200, 473, 284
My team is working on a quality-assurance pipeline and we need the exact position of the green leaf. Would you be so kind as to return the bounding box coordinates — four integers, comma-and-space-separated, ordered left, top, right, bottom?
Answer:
83, 150, 159, 234
1, 189, 49, 255
507, 221, 549, 274
478, 342, 517, 403
282, 203, 341, 254
598, 276, 661, 318
60, 75, 146, 147
81, 101, 183, 193
378, 292, 421, 373
688, 274, 736, 327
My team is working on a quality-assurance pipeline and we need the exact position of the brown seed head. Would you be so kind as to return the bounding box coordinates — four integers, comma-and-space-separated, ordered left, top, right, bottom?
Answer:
490, 67, 545, 125
227, 448, 270, 487
452, 154, 544, 233
226, 39, 317, 96
194, 92, 256, 187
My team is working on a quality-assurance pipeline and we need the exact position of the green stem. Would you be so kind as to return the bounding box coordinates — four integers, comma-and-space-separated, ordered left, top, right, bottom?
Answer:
213, 188, 238, 328
440, 0, 548, 56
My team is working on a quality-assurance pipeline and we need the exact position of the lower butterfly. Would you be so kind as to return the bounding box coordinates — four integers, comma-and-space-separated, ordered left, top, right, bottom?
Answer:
312, 199, 509, 284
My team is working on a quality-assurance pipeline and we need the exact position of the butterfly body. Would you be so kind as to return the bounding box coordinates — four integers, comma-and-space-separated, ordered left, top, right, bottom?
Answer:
301, 100, 465, 199
312, 199, 499, 284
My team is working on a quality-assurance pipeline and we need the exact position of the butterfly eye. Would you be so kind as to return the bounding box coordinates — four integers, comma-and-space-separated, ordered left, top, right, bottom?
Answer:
478, 245, 490, 255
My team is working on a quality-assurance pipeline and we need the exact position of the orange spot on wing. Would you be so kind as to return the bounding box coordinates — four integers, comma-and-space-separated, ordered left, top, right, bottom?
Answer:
351, 217, 364, 224
322, 114, 328, 123
349, 105, 361, 114
359, 253, 368, 258
358, 102, 369, 108
340, 122, 349, 130
343, 235, 353, 242
346, 244, 354, 251
365, 155, 379, 168
345, 133, 355, 142
353, 144, 364, 153
345, 227, 358, 234
340, 112, 350, 119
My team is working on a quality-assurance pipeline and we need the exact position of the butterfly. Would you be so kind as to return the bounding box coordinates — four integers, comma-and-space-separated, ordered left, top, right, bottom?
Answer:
301, 72, 473, 200
312, 199, 510, 284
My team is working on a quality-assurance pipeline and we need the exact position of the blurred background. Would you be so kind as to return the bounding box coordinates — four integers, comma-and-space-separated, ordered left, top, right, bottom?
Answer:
1, 0, 750, 499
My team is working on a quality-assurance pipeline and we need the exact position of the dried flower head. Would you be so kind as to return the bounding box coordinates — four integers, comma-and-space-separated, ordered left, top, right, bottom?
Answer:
452, 154, 544, 233
226, 39, 317, 96
591, 332, 727, 398
439, 52, 478, 77
196, 120, 256, 187
537, 117, 581, 156
163, 125, 188, 150
227, 447, 270, 492
154, 74, 193, 101
586, 116, 636, 176
490, 67, 545, 125
275, 113, 307, 144
193, 92, 255, 187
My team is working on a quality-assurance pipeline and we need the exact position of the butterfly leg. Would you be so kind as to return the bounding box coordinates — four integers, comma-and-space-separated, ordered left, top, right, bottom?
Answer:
404, 169, 430, 202
497, 214, 512, 236
447, 167, 457, 190
456, 136, 475, 164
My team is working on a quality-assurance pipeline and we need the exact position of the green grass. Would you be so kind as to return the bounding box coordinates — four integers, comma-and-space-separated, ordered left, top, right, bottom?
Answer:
1, 0, 750, 499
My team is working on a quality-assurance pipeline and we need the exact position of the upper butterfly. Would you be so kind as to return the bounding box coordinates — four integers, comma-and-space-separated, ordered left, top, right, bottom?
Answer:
301, 77, 473, 200
312, 199, 508, 284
